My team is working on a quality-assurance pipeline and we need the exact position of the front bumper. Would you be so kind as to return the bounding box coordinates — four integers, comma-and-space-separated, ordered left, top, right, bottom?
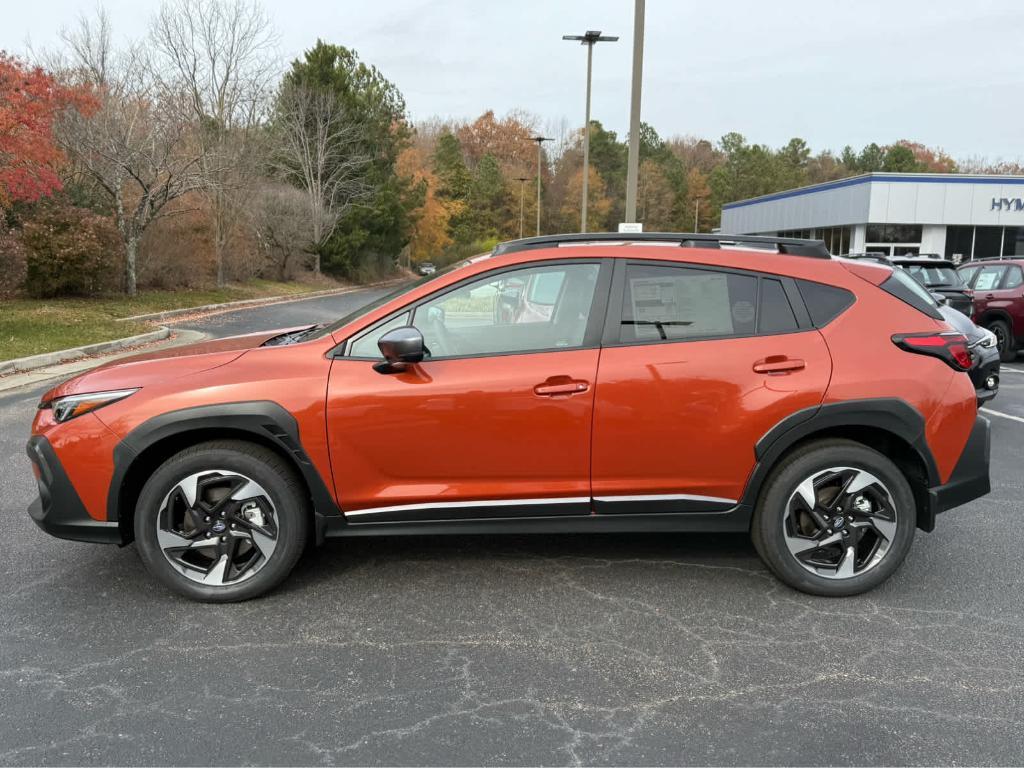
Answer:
927, 414, 991, 522
970, 344, 1000, 404
26, 435, 122, 545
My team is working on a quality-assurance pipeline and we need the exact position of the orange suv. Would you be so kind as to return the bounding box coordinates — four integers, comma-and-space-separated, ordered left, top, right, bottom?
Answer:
27, 234, 991, 601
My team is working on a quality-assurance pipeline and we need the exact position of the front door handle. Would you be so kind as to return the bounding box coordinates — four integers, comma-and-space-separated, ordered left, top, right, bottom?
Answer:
753, 356, 805, 374
534, 376, 590, 397
985, 293, 995, 299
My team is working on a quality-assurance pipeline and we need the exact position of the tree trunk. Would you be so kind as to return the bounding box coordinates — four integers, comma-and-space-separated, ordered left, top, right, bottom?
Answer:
125, 234, 139, 297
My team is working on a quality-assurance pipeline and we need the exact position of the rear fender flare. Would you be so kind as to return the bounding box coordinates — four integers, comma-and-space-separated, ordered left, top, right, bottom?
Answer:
741, 398, 940, 527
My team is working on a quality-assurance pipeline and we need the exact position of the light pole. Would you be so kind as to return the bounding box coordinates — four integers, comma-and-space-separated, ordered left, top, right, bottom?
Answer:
624, 0, 645, 223
530, 136, 551, 236
515, 176, 529, 239
694, 197, 705, 233
563, 30, 617, 233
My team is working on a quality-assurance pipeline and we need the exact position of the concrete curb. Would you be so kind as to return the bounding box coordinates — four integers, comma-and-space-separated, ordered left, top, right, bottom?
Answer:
116, 280, 405, 324
0, 327, 171, 377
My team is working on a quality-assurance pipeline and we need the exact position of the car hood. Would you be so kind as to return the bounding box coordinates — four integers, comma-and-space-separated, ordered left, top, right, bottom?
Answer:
938, 304, 985, 343
41, 326, 308, 401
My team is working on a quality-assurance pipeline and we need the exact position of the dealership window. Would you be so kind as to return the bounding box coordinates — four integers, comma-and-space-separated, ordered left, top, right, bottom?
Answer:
776, 227, 851, 254
866, 224, 923, 243
1003, 227, 1024, 256
945, 225, 1024, 262
864, 223, 922, 257
973, 226, 1003, 259
945, 225, 974, 263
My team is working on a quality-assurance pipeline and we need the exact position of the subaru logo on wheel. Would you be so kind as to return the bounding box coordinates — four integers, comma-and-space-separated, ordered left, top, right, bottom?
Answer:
211, 521, 226, 534
832, 517, 845, 530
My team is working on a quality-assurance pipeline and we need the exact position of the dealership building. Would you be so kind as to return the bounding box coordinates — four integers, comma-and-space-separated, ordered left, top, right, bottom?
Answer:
720, 172, 1024, 262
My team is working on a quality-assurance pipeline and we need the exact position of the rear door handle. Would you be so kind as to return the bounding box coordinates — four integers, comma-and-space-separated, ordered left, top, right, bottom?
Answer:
753, 356, 805, 374
985, 293, 995, 299
534, 376, 590, 397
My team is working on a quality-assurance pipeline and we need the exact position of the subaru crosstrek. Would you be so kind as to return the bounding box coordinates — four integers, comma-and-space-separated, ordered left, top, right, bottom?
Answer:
27, 233, 991, 601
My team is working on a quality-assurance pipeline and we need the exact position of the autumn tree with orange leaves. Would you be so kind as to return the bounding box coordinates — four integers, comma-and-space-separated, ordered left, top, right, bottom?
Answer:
0, 52, 94, 208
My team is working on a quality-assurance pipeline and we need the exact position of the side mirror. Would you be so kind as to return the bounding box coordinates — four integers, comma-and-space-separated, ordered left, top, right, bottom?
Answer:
374, 326, 425, 374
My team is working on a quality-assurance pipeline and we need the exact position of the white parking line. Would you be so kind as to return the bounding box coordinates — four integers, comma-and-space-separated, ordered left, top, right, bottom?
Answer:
981, 407, 1024, 424
1000, 366, 1024, 374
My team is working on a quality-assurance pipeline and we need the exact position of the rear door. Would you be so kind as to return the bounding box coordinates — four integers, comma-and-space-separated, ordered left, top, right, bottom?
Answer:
590, 260, 832, 513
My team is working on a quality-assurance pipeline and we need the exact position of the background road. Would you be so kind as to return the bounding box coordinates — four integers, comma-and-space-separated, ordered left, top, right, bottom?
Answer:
2, 288, 1024, 766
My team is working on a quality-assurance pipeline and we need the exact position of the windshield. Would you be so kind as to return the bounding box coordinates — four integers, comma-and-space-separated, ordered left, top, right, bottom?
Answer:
904, 265, 965, 288
308, 260, 473, 339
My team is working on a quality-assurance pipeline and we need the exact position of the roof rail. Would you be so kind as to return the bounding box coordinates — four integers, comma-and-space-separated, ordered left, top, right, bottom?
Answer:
492, 232, 831, 259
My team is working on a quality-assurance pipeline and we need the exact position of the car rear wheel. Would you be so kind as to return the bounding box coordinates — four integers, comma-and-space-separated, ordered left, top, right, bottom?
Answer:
134, 440, 309, 602
988, 319, 1016, 362
751, 439, 916, 597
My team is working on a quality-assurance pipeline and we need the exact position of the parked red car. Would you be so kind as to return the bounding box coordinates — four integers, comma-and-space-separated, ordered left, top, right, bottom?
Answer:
28, 234, 990, 601
957, 257, 1024, 361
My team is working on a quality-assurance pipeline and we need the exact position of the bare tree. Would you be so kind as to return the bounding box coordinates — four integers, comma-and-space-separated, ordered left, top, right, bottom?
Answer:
151, 0, 279, 286
249, 182, 316, 280
271, 83, 372, 274
52, 10, 204, 296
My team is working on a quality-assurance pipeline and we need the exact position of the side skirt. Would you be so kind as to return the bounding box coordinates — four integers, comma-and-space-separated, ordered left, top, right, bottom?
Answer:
320, 506, 753, 539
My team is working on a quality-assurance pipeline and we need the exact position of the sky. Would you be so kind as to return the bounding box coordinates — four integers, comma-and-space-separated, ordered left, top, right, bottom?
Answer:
5, 0, 1022, 162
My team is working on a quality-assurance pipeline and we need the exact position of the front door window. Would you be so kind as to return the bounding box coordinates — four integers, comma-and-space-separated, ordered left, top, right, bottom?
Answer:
413, 263, 601, 358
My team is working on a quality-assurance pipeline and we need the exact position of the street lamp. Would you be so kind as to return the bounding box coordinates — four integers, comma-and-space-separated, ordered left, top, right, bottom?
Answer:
515, 176, 530, 239
694, 197, 706, 233
563, 30, 618, 233
624, 0, 646, 224
530, 136, 552, 236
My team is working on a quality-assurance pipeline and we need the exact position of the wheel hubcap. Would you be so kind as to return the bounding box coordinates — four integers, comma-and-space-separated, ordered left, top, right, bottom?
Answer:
782, 466, 897, 580
156, 470, 279, 586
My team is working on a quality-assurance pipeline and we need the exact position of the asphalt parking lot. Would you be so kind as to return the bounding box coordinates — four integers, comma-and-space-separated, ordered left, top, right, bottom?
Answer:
2, 290, 1024, 766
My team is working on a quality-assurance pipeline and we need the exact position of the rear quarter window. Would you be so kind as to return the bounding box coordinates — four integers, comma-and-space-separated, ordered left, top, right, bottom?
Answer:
795, 280, 855, 327
879, 268, 943, 320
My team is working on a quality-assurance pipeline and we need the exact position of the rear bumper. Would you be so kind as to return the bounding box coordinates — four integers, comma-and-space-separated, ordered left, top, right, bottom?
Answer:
26, 435, 122, 545
927, 415, 991, 520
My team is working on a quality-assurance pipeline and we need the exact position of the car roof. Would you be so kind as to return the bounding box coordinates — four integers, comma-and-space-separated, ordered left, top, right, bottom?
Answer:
958, 257, 1024, 267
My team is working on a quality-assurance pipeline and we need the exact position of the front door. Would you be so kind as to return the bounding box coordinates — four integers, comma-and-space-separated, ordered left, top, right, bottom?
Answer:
591, 261, 832, 513
326, 260, 609, 522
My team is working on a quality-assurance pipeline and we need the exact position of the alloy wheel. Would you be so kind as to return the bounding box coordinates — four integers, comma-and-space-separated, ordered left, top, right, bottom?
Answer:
782, 466, 898, 580
156, 470, 280, 586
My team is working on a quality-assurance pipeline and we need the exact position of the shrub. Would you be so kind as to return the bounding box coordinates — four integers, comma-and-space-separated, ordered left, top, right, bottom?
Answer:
0, 220, 27, 297
21, 203, 123, 297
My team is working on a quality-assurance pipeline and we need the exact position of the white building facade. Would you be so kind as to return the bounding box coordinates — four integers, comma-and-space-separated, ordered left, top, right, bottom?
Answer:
719, 172, 1024, 262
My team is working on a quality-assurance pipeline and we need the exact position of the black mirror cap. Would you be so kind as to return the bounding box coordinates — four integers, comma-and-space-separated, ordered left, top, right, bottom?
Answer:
375, 326, 425, 373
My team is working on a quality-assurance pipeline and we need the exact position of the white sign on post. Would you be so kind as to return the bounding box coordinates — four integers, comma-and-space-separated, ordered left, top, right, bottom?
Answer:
618, 222, 643, 234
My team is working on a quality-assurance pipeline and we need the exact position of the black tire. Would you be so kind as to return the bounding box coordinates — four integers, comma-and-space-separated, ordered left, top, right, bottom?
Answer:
751, 438, 916, 597
988, 319, 1017, 362
134, 440, 310, 602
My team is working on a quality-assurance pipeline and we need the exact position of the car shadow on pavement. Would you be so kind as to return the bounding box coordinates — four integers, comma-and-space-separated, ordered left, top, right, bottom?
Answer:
282, 531, 764, 594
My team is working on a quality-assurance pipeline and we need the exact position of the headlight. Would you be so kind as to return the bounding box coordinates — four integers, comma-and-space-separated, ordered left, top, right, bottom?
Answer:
42, 389, 139, 423
975, 327, 997, 349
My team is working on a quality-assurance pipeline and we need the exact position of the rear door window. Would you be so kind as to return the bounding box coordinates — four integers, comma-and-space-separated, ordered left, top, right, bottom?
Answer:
619, 264, 757, 342
758, 279, 799, 334
1002, 266, 1023, 289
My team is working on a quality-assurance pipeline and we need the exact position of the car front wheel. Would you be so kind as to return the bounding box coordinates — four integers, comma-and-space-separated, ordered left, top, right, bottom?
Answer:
988, 319, 1016, 362
751, 439, 916, 597
134, 440, 309, 602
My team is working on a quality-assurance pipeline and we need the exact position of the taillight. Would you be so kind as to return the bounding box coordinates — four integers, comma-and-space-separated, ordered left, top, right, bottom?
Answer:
892, 331, 972, 371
